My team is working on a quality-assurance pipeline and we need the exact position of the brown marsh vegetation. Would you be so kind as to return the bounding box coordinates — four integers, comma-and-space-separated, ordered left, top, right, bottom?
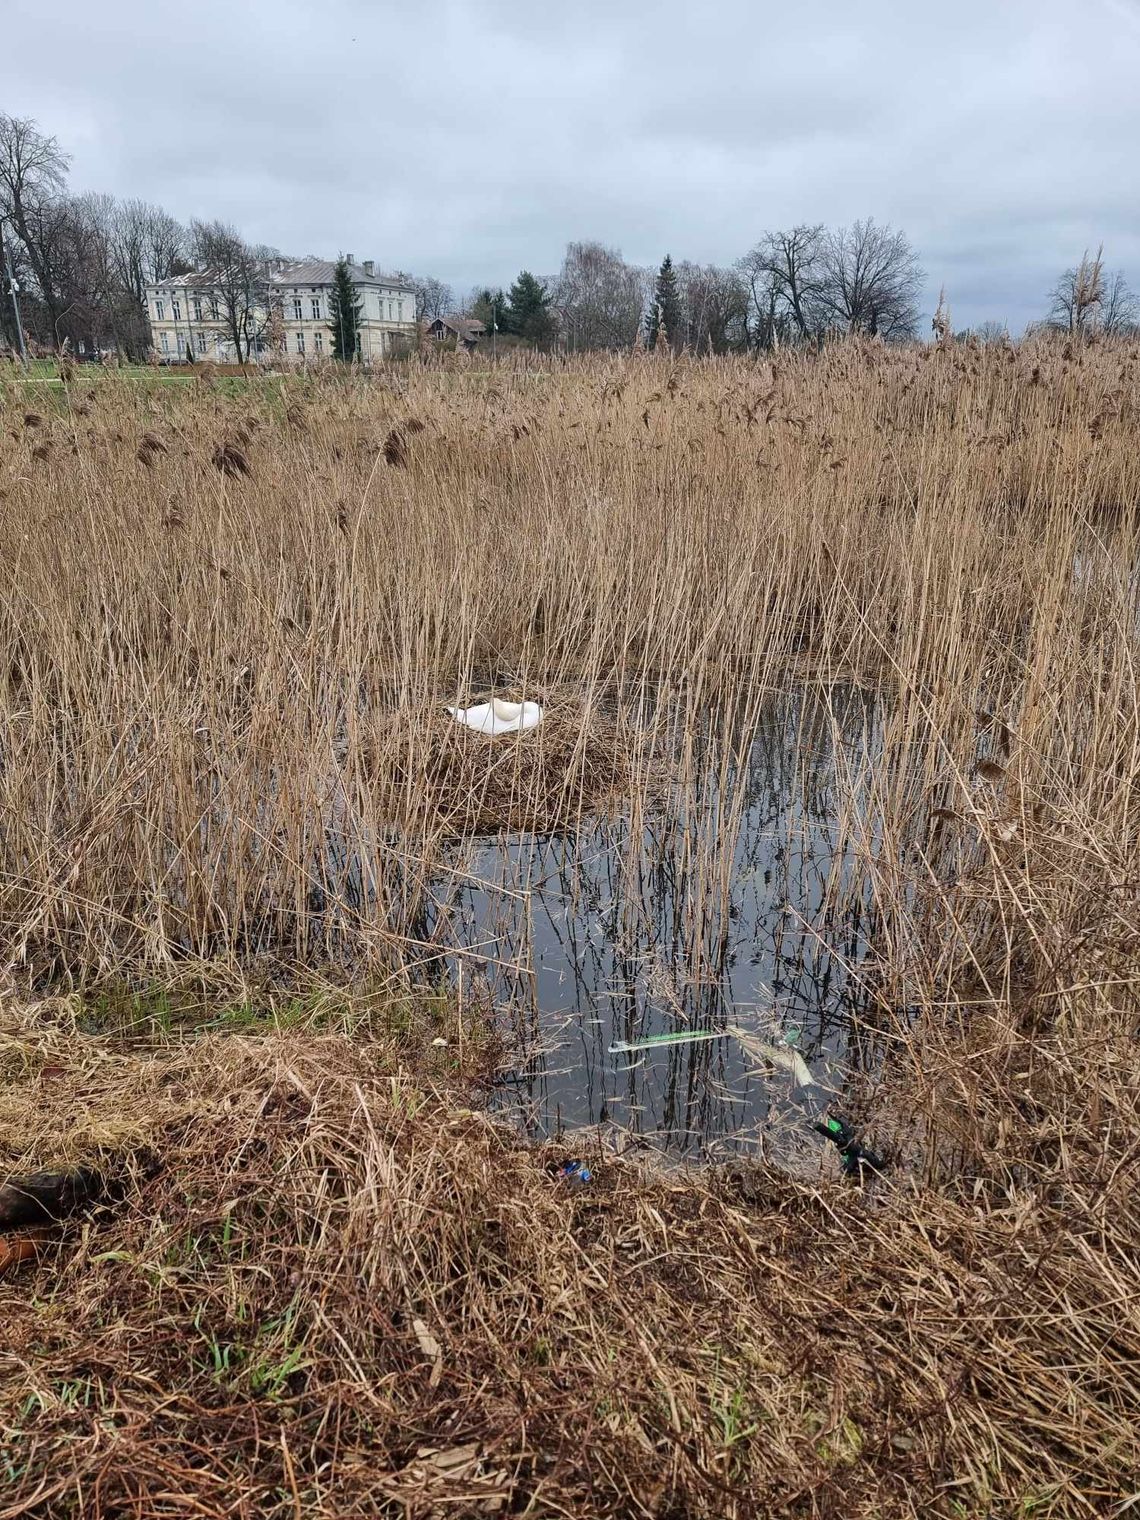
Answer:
1, 338, 1139, 1516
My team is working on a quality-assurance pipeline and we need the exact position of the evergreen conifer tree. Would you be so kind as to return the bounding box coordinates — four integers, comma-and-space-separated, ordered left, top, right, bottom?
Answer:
644, 255, 682, 351
328, 257, 362, 361
505, 271, 556, 347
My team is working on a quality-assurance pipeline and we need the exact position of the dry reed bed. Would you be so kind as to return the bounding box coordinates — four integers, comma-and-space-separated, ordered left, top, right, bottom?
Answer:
1, 341, 1139, 1514
0, 338, 1136, 985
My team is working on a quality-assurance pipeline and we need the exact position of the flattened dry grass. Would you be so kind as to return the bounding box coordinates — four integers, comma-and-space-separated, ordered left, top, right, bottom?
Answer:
2, 1012, 1138, 1519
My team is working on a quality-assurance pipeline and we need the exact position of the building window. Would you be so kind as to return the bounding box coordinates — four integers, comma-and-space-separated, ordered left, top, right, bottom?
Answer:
296, 332, 305, 354
397, 301, 404, 322
210, 298, 220, 319
310, 298, 320, 320
195, 332, 207, 354
155, 300, 164, 320
172, 301, 181, 321
387, 300, 394, 320
160, 333, 169, 353
314, 330, 323, 353
293, 298, 303, 320
192, 299, 203, 322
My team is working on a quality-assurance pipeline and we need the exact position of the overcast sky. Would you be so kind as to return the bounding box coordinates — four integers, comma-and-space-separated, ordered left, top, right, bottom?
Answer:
3, 0, 1138, 333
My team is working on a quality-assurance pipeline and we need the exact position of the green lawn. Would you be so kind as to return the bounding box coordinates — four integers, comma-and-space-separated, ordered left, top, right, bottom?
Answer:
2, 361, 267, 398
9, 363, 194, 383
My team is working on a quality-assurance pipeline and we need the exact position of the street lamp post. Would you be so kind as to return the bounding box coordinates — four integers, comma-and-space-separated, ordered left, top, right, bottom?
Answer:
0, 217, 29, 365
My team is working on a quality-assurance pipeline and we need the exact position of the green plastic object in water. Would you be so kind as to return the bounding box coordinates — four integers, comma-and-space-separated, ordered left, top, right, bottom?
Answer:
608, 1029, 726, 1055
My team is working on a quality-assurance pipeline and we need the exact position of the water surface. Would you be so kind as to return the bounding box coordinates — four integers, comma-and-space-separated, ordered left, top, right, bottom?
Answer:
406, 684, 885, 1161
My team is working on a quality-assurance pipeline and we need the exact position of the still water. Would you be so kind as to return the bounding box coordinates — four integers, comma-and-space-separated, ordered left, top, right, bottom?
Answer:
400, 684, 885, 1162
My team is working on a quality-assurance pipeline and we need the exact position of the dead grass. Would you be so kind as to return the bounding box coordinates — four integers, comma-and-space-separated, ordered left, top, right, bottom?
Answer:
1, 1013, 1137, 1519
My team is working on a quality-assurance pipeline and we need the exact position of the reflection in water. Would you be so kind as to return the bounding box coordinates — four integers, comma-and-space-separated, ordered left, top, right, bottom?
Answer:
395, 684, 885, 1161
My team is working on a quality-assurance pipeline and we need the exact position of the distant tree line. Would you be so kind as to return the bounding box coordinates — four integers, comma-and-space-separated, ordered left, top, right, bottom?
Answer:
421, 226, 1137, 357
1, 112, 1136, 360
472, 227, 928, 355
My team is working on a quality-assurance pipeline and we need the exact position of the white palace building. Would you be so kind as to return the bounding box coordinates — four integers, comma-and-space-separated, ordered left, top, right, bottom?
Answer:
145, 257, 417, 363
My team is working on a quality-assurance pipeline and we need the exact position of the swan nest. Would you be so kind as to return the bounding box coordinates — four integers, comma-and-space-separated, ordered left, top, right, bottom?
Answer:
364, 694, 650, 833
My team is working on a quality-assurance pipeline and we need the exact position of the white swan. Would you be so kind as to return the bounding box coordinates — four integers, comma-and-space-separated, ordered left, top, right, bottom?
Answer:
448, 697, 544, 735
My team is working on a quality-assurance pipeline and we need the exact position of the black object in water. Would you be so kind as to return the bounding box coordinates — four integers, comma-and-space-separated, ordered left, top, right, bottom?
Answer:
814, 1115, 886, 1178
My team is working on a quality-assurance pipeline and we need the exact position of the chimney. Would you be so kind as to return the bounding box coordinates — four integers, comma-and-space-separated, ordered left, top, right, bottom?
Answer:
363, 259, 374, 277
345, 253, 355, 267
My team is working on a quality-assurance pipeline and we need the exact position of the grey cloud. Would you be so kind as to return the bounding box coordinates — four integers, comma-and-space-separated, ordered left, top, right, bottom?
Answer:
2, 0, 1137, 333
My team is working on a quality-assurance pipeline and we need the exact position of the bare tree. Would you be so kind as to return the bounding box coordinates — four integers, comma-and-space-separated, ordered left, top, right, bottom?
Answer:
1, 115, 194, 357
62, 193, 141, 356
675, 262, 749, 353
144, 207, 188, 284
817, 220, 923, 340
737, 226, 825, 346
1100, 270, 1138, 334
14, 194, 109, 352
108, 199, 186, 297
0, 113, 70, 343
53, 192, 123, 351
1050, 251, 1136, 335
100, 199, 188, 357
35, 194, 191, 359
189, 219, 271, 363
553, 242, 648, 351
974, 320, 1010, 345
1048, 248, 1104, 334
397, 274, 452, 324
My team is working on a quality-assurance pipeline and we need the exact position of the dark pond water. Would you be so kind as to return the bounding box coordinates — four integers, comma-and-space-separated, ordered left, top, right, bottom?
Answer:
402, 684, 886, 1163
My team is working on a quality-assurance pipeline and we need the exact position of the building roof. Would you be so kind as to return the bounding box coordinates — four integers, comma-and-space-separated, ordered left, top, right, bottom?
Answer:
433, 314, 486, 338
269, 258, 413, 291
150, 259, 415, 293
